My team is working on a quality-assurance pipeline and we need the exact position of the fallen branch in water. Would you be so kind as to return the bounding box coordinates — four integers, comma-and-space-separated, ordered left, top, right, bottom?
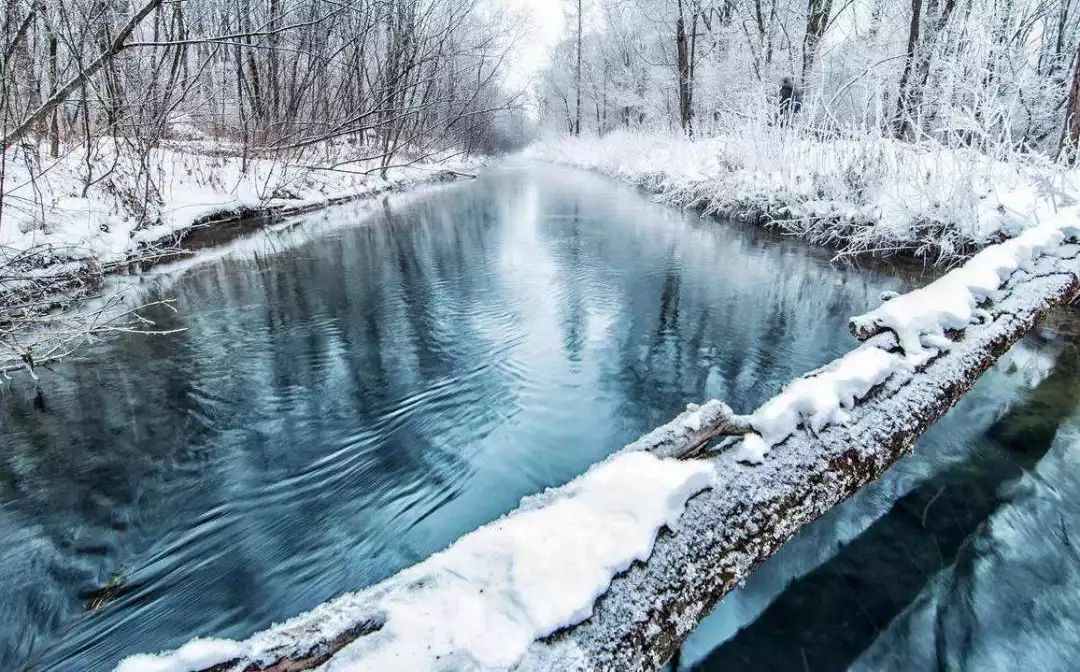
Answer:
0, 295, 184, 379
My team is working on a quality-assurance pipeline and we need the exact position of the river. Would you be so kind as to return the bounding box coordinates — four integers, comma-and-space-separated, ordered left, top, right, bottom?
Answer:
0, 164, 1077, 670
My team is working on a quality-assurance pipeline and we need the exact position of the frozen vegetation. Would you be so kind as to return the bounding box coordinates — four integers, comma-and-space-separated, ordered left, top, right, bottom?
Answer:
527, 0, 1080, 264
528, 130, 1080, 262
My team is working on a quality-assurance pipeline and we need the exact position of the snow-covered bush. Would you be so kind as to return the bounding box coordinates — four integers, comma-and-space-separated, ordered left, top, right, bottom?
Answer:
528, 126, 1078, 263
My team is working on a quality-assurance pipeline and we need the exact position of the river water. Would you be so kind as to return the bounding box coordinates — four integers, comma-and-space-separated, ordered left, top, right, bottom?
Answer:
0, 164, 1077, 670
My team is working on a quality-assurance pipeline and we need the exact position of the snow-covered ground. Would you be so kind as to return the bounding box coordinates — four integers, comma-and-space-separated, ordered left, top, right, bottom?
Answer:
528, 130, 1080, 262
0, 139, 473, 285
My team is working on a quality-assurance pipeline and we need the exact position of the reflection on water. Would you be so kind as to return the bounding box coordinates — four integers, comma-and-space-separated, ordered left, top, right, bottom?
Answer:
0, 165, 914, 670
2, 164, 1072, 672
851, 329, 1080, 672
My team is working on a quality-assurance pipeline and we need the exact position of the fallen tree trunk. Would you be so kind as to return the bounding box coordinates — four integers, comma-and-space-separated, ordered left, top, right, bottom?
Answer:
173, 247, 1079, 672
527, 248, 1080, 670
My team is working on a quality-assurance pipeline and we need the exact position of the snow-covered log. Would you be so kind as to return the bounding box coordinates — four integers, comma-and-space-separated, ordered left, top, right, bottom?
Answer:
119, 239, 1080, 672
528, 247, 1080, 671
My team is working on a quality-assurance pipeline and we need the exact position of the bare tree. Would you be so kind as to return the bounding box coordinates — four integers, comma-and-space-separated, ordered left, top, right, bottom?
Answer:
1061, 32, 1080, 159
575, 0, 583, 135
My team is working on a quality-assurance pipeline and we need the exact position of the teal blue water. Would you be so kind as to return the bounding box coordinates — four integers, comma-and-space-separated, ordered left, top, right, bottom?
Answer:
0, 164, 1068, 671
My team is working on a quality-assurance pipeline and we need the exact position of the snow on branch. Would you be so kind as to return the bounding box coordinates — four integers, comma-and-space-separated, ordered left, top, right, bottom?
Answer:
850, 219, 1080, 352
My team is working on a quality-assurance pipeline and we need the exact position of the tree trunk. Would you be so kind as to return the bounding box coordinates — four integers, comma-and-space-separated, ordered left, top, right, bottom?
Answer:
574, 0, 582, 136
801, 0, 833, 81
1061, 37, 1080, 160
268, 0, 281, 118
675, 0, 694, 136
893, 0, 923, 138
47, 27, 59, 157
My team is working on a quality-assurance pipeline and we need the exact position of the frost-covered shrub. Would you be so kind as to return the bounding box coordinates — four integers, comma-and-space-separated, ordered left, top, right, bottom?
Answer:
528, 126, 1078, 263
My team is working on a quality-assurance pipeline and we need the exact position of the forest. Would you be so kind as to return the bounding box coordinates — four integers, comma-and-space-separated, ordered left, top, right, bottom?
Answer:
538, 0, 1080, 151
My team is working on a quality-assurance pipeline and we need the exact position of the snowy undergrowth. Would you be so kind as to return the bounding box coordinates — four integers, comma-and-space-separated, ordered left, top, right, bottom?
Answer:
529, 129, 1078, 262
115, 451, 713, 672
0, 138, 471, 279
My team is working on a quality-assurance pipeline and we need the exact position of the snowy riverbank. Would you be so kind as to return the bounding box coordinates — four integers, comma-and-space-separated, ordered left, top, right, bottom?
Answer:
0, 139, 475, 307
528, 130, 1079, 263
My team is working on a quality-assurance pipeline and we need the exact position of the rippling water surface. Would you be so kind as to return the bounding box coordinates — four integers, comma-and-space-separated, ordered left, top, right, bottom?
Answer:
1, 164, 1076, 670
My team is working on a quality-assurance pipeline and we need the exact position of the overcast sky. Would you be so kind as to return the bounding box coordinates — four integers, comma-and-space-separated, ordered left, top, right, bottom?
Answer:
499, 0, 566, 90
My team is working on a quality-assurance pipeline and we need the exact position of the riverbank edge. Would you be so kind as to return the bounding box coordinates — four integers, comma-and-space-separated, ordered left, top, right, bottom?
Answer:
0, 167, 476, 317
525, 132, 1075, 266
537, 155, 969, 265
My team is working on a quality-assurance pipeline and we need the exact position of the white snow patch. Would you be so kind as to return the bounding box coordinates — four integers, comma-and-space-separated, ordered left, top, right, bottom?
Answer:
115, 639, 246, 672
732, 347, 902, 464
114, 451, 714, 672
851, 215, 1080, 359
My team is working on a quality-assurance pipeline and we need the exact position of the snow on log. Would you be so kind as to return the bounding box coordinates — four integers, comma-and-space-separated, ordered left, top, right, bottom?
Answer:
115, 451, 716, 672
115, 224, 1080, 672
526, 244, 1080, 671
849, 220, 1080, 350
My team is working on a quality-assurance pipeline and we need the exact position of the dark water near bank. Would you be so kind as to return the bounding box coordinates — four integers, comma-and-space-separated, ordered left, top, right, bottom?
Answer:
0, 164, 1077, 670
685, 318, 1080, 671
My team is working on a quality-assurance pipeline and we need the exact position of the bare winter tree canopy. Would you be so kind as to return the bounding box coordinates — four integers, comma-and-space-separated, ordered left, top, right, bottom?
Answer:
537, 0, 1080, 155
0, 0, 523, 163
